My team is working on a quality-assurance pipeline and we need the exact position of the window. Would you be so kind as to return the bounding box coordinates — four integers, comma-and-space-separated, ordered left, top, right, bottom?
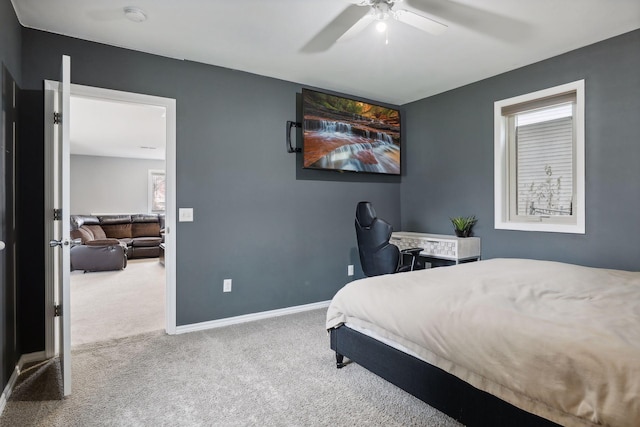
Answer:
148, 169, 166, 213
494, 80, 585, 233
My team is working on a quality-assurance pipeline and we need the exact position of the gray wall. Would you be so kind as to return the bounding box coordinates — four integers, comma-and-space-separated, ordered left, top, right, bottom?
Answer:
0, 0, 21, 398
0, 0, 21, 83
71, 155, 165, 214
401, 29, 640, 271
19, 28, 401, 350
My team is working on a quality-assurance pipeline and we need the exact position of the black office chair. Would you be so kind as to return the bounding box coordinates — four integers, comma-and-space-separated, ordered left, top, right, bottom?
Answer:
355, 201, 423, 277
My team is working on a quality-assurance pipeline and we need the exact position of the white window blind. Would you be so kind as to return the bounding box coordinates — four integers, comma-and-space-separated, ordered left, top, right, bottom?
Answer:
515, 110, 573, 216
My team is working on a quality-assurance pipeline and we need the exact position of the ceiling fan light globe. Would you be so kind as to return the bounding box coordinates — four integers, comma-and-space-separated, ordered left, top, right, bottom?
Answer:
376, 21, 387, 32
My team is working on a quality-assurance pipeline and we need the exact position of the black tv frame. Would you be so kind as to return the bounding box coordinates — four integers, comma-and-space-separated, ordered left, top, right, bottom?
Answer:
301, 88, 401, 176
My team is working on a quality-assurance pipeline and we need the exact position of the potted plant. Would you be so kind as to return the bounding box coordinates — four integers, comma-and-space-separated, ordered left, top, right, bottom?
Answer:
450, 215, 477, 238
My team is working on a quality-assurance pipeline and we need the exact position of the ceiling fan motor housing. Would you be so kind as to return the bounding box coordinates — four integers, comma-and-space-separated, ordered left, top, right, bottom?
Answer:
371, 0, 400, 21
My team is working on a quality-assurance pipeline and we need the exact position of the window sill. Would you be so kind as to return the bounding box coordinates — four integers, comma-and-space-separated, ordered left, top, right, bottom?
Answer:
494, 220, 584, 234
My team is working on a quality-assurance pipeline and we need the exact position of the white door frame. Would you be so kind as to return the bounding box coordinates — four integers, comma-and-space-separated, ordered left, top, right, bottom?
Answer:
45, 84, 177, 357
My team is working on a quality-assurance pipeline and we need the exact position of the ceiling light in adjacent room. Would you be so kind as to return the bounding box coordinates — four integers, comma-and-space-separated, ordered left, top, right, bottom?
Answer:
124, 7, 147, 23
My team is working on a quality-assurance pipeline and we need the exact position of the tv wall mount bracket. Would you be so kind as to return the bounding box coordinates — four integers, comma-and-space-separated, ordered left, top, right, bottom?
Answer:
286, 121, 302, 153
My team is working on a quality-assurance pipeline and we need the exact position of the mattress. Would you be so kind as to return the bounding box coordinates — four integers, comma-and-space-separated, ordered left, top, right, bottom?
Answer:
326, 258, 640, 427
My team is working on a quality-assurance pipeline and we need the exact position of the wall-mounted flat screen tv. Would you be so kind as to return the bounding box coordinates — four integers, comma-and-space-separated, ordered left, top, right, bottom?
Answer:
302, 89, 401, 175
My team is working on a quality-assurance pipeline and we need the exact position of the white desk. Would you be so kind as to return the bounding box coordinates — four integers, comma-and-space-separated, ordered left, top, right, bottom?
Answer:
391, 232, 481, 264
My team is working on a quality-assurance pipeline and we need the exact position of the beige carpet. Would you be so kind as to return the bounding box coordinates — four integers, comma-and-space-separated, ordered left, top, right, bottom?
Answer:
1, 309, 462, 427
70, 258, 165, 346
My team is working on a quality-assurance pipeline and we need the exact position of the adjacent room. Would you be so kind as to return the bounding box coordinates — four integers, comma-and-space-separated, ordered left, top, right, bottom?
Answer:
0, 0, 639, 426
68, 94, 167, 347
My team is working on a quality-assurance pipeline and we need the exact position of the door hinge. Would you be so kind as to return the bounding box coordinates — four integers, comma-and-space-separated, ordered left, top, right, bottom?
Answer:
53, 208, 62, 220
54, 305, 62, 317
53, 112, 62, 124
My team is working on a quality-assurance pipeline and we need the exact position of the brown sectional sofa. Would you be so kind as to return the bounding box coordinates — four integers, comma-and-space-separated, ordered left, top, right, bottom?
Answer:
70, 213, 164, 272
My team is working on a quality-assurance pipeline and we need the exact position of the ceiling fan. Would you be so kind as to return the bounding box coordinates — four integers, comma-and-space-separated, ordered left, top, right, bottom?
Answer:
301, 0, 447, 52
341, 0, 448, 41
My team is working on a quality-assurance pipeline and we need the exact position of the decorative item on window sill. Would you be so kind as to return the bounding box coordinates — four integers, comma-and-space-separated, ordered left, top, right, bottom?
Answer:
286, 121, 302, 153
450, 215, 477, 238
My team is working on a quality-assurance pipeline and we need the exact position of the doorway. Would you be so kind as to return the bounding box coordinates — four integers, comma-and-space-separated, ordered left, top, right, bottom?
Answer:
69, 93, 168, 346
45, 83, 177, 355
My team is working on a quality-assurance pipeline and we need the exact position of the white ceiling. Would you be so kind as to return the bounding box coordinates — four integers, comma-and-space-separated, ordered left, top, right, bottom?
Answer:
70, 96, 166, 160
12, 0, 640, 106
16, 0, 631, 160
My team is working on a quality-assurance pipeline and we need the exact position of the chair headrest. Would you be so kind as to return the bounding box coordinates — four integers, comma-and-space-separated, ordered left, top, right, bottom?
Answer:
356, 201, 377, 228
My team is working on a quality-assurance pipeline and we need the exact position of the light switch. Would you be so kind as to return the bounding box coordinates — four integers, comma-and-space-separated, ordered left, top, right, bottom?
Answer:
179, 208, 194, 222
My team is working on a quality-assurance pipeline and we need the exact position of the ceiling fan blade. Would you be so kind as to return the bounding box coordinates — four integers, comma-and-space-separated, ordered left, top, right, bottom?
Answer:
337, 14, 375, 42
394, 9, 448, 35
300, 5, 371, 53
403, 0, 529, 42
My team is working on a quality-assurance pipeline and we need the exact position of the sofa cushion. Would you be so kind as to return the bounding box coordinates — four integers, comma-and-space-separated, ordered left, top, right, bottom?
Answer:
70, 244, 126, 272
132, 214, 158, 223
130, 246, 159, 258
71, 215, 100, 229
85, 238, 121, 247
118, 238, 133, 246
71, 227, 93, 243
101, 223, 132, 239
85, 225, 106, 240
131, 237, 162, 247
132, 222, 160, 238
98, 215, 132, 225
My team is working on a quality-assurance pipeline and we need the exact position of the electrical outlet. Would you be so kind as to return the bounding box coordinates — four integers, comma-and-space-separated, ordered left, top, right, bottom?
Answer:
223, 279, 232, 292
348, 265, 354, 276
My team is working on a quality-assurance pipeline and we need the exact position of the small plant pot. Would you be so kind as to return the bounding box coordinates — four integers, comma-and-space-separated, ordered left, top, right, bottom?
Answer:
450, 216, 477, 238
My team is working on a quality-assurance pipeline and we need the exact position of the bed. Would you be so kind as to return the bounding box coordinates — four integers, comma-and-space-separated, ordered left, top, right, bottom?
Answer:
326, 258, 640, 427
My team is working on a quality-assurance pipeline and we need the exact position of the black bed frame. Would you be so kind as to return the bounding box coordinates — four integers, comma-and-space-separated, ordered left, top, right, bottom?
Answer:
330, 325, 560, 427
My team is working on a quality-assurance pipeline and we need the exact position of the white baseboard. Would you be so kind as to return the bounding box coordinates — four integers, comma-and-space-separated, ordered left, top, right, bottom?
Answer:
0, 351, 47, 415
175, 300, 331, 334
19, 351, 47, 366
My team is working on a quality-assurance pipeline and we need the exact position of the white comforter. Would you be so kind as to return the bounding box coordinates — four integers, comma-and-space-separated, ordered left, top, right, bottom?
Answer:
326, 258, 640, 427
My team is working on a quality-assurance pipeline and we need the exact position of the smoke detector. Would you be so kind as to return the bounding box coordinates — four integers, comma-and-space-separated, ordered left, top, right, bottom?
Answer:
124, 7, 147, 23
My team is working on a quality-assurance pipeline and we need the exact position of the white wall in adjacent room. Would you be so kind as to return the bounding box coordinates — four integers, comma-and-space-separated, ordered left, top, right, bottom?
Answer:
71, 154, 165, 214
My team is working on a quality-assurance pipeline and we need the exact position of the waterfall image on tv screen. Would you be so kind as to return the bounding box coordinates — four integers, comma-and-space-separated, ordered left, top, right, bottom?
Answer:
302, 89, 400, 175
